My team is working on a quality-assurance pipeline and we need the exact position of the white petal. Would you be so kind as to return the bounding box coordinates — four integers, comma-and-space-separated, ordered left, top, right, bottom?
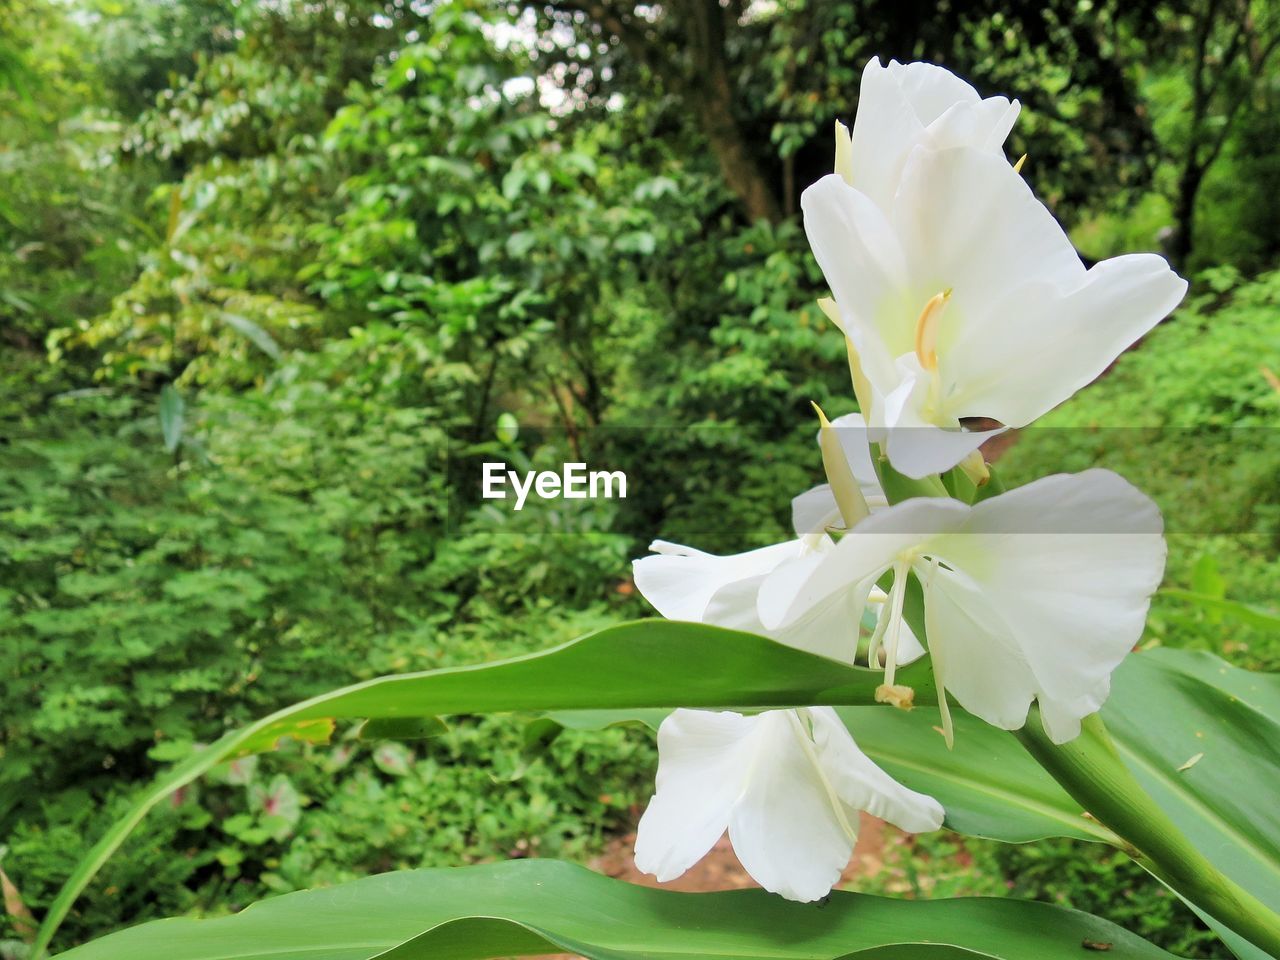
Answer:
871, 357, 1005, 477
891, 146, 1085, 327
801, 174, 909, 386
633, 710, 756, 882
771, 579, 867, 665
851, 59, 1018, 211
726, 711, 856, 902
633, 539, 801, 622
882, 424, 1004, 479
792, 484, 843, 536
685, 538, 862, 664
874, 604, 926, 665
1038, 692, 1102, 744
926, 96, 1020, 153
849, 58, 931, 211
886, 59, 982, 123
943, 256, 1188, 426
759, 497, 969, 630
640, 708, 946, 902
808, 707, 944, 834
927, 471, 1166, 739
921, 564, 1039, 731
635, 537, 863, 663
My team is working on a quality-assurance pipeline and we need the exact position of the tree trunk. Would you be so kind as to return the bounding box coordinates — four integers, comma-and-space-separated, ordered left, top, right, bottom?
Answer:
551, 0, 783, 223
1170, 160, 1203, 269
683, 0, 782, 224
691, 90, 783, 224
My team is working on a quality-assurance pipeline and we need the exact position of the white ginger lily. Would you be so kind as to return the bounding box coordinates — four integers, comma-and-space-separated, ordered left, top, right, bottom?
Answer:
635, 536, 925, 668
826, 58, 1023, 426
836, 57, 1021, 213
633, 415, 923, 668
759, 469, 1166, 745
807, 65, 1187, 478
633, 706, 944, 902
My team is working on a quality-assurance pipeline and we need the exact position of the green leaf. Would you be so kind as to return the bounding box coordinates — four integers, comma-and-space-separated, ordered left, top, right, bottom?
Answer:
535, 645, 1280, 924
1190, 554, 1227, 600
844, 707, 1115, 844
249, 775, 301, 841
495, 412, 519, 444
158, 385, 184, 452
358, 716, 449, 741
218, 311, 282, 361
1102, 648, 1280, 959
1161, 589, 1280, 630
34, 620, 932, 955
58, 860, 1177, 960
371, 742, 414, 776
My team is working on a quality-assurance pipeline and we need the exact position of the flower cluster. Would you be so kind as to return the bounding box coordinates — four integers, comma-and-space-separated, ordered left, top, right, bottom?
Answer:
630, 58, 1184, 903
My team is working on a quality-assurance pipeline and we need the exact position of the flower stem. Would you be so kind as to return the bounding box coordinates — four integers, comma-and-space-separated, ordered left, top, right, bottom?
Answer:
1016, 710, 1280, 957
873, 458, 948, 504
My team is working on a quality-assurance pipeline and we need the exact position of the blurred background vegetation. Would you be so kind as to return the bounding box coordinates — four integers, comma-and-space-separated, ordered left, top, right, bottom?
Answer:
1, 0, 1278, 956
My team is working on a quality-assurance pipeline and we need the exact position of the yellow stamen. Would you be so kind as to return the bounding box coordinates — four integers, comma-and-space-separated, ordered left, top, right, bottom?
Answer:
875, 684, 915, 711
881, 559, 910, 687
834, 119, 854, 185
914, 289, 952, 371
1013, 153, 1027, 174
811, 401, 869, 528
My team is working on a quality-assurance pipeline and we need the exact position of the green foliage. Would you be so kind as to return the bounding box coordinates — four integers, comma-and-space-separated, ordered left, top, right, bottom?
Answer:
56, 859, 1183, 960
0, 379, 441, 820
993, 840, 1228, 958
5, 0, 1280, 955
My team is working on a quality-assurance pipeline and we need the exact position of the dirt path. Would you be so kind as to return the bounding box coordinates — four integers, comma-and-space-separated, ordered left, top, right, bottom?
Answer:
587, 812, 890, 891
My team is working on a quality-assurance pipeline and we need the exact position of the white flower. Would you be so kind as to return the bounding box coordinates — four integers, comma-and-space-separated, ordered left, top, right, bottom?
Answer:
758, 469, 1166, 745
835, 57, 1021, 211
633, 420, 923, 668
807, 69, 1187, 478
633, 706, 944, 902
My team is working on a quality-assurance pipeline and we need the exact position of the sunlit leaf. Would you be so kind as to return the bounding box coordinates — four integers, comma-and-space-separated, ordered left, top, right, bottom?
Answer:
58, 860, 1177, 960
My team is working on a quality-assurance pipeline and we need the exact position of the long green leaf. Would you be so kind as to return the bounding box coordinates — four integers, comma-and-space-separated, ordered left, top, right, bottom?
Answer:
844, 707, 1115, 844
537, 646, 1280, 920
1161, 589, 1280, 630
34, 620, 932, 957
57, 860, 1176, 960
1102, 649, 1280, 960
